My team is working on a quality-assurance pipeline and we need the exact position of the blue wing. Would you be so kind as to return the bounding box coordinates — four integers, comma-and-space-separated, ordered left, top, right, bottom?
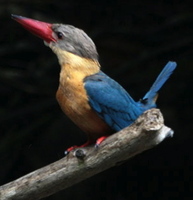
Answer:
84, 61, 177, 132
84, 72, 143, 132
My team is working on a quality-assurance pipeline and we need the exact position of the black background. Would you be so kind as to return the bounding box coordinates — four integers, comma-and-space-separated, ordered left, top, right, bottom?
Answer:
1, 0, 193, 199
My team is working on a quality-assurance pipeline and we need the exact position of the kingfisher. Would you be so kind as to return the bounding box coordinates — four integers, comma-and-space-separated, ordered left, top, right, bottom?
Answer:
12, 14, 177, 153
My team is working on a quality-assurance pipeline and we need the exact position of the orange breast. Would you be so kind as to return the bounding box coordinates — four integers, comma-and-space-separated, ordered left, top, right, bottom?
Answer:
56, 80, 113, 141
55, 52, 113, 140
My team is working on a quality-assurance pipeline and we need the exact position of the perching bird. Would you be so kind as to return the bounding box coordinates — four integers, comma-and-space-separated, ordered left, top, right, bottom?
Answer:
12, 14, 177, 153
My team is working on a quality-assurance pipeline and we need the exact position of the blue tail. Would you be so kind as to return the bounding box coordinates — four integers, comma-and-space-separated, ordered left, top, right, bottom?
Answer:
140, 61, 177, 109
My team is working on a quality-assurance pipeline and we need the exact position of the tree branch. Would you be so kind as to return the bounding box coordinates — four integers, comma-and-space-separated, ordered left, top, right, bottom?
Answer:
0, 108, 174, 200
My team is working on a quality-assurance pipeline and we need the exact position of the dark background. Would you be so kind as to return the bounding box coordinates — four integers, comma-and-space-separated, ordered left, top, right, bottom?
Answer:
0, 0, 192, 199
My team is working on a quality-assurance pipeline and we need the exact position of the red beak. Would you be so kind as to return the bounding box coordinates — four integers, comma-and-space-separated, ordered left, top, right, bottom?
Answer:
11, 14, 56, 43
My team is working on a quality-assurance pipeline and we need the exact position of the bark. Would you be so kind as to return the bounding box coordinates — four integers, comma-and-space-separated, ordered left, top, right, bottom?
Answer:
0, 108, 174, 200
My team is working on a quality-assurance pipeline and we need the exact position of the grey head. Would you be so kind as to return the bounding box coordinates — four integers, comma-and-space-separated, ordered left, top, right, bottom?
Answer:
50, 24, 98, 60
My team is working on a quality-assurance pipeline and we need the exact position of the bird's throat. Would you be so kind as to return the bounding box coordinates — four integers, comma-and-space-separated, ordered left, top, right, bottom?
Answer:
55, 50, 100, 85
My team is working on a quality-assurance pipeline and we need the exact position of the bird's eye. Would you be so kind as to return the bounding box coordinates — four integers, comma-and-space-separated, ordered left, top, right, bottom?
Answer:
56, 32, 64, 39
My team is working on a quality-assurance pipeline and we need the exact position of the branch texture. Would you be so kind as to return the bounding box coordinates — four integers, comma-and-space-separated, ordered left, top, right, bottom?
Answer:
0, 108, 174, 200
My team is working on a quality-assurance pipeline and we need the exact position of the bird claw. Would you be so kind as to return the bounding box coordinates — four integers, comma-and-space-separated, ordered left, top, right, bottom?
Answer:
64, 145, 78, 156
64, 137, 109, 155
64, 150, 69, 156
95, 136, 109, 148
64, 141, 92, 156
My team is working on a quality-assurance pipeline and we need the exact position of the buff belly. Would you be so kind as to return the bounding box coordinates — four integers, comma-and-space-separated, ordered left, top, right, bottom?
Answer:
56, 85, 112, 141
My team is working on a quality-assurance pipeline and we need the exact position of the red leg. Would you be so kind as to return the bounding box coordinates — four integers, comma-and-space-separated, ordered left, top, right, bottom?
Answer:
95, 136, 109, 147
65, 136, 109, 155
65, 140, 92, 155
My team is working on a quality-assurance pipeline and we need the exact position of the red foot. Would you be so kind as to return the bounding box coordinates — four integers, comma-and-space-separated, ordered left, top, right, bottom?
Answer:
65, 136, 109, 155
65, 141, 92, 155
95, 136, 109, 147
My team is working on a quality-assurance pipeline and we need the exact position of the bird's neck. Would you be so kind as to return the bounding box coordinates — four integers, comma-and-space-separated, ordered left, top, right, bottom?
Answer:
56, 51, 100, 85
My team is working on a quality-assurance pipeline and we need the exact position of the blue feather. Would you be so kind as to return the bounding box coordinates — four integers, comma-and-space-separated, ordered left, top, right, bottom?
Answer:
84, 61, 176, 132
84, 72, 144, 131
140, 61, 177, 109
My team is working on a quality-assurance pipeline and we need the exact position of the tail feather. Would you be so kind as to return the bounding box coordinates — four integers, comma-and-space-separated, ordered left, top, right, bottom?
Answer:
141, 61, 177, 108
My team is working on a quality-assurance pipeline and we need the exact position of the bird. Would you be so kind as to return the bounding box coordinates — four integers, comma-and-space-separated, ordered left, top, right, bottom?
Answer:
12, 14, 177, 153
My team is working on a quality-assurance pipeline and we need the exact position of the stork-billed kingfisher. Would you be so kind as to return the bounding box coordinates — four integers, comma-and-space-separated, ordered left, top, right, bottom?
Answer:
12, 14, 177, 153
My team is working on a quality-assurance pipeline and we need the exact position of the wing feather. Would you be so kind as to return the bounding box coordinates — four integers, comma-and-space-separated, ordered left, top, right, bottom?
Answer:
84, 72, 142, 131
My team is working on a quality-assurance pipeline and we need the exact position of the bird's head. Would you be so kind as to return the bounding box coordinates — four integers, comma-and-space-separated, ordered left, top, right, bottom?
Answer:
12, 15, 98, 65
